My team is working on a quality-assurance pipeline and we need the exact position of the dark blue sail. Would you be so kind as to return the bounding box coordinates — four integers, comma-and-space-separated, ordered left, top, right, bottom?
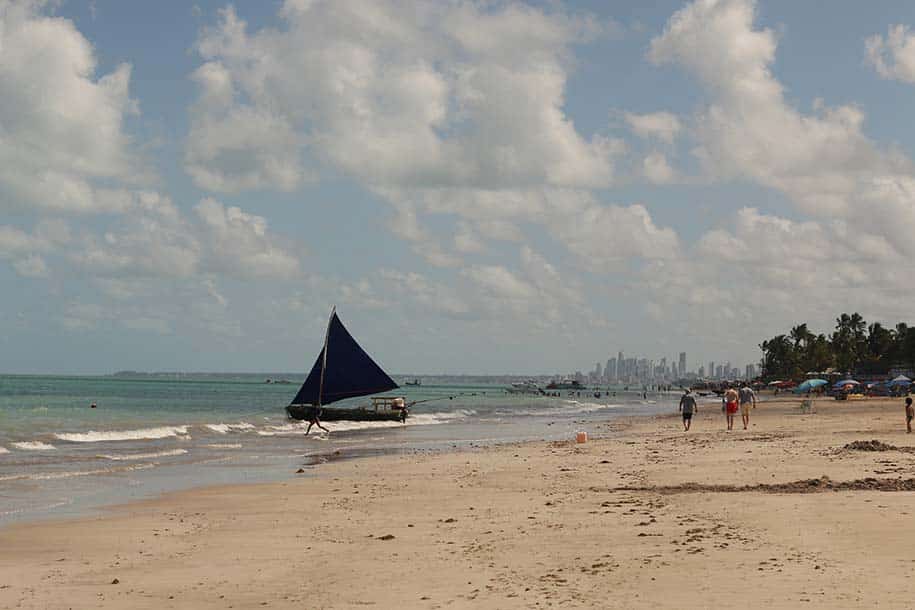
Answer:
290, 312, 398, 406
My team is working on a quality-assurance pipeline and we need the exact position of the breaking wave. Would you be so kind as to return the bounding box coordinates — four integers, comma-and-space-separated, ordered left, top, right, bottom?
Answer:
98, 449, 189, 461
55, 426, 189, 443
0, 463, 155, 482
257, 410, 473, 436
11, 441, 56, 451
205, 423, 255, 434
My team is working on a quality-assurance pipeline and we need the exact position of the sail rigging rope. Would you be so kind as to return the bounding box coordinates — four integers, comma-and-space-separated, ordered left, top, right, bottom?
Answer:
406, 391, 485, 407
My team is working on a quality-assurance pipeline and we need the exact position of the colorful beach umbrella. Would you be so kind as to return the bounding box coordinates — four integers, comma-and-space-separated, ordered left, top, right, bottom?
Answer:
832, 379, 859, 388
793, 379, 827, 393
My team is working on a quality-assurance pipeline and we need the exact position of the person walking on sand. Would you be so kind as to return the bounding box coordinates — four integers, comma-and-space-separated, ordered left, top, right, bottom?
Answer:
305, 408, 329, 436
738, 383, 757, 430
906, 397, 914, 434
724, 386, 739, 431
679, 389, 698, 431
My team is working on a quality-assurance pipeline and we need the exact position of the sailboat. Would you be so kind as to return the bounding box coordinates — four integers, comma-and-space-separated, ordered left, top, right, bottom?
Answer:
285, 307, 408, 423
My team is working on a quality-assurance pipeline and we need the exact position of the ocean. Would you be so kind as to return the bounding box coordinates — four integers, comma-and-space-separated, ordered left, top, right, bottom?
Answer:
0, 374, 677, 525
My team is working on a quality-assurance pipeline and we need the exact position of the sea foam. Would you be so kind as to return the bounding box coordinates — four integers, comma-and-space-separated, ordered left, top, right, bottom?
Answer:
0, 463, 155, 482
11, 441, 56, 451
256, 410, 469, 435
98, 449, 189, 461
205, 423, 255, 434
55, 426, 189, 443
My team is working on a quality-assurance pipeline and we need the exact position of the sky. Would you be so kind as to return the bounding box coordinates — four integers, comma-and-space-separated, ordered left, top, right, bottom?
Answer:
3, 0, 915, 375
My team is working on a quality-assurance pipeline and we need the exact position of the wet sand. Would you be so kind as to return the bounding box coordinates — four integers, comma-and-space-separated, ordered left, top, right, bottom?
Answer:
3, 396, 915, 608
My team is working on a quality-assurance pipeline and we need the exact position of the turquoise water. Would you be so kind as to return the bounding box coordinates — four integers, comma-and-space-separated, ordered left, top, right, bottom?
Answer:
0, 374, 675, 524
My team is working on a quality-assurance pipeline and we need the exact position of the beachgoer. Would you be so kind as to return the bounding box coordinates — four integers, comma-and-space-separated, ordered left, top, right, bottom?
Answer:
724, 386, 739, 431
679, 389, 698, 431
906, 397, 914, 434
738, 384, 757, 430
305, 408, 329, 435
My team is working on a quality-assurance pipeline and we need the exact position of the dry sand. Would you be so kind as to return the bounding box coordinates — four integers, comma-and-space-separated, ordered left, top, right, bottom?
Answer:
3, 396, 915, 609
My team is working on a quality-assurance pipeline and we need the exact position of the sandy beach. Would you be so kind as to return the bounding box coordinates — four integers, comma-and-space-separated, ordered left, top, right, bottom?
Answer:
3, 395, 915, 609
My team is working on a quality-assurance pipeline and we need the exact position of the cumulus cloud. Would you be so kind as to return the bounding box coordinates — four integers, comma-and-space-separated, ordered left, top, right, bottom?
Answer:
186, 62, 306, 193
624, 111, 682, 145
195, 198, 300, 278
188, 1, 618, 192
71, 194, 300, 280
866, 24, 915, 83
649, 0, 915, 263
12, 254, 49, 278
0, 219, 70, 277
641, 152, 677, 184
377, 187, 679, 271
0, 1, 146, 213
377, 269, 471, 318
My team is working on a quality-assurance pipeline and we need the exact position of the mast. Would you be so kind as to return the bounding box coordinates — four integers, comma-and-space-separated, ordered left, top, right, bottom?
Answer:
317, 306, 335, 408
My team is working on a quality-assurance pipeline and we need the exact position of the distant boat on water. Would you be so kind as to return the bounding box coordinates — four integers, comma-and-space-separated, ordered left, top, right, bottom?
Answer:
405, 378, 422, 386
545, 379, 583, 390
285, 308, 407, 423
505, 380, 544, 395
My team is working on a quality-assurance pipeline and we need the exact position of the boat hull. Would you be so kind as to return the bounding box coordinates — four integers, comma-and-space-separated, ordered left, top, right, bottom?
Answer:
286, 405, 406, 422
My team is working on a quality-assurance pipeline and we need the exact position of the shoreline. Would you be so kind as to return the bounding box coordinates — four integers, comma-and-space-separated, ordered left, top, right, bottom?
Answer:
4, 396, 915, 608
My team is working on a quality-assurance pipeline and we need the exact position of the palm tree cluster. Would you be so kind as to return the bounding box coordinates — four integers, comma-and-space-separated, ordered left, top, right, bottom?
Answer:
759, 314, 915, 380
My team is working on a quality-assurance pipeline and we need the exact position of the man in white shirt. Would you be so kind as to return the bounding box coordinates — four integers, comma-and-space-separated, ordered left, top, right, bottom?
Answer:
738, 384, 757, 430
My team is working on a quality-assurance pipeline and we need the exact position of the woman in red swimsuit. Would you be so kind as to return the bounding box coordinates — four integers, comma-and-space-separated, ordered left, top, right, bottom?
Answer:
724, 387, 739, 431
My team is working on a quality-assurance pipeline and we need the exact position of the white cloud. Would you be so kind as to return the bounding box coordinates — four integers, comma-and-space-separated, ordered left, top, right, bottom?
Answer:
377, 187, 679, 272
624, 111, 682, 145
0, 219, 70, 277
186, 62, 306, 193
635, 204, 915, 361
547, 198, 681, 268
0, 1, 146, 213
377, 269, 471, 318
649, 0, 915, 263
866, 24, 915, 83
642, 152, 677, 184
12, 254, 48, 278
462, 264, 537, 302
195, 198, 300, 279
453, 221, 486, 254
71, 195, 300, 280
188, 2, 617, 192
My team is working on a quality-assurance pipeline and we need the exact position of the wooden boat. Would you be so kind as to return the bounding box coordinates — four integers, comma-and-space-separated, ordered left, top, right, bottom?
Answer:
285, 308, 407, 423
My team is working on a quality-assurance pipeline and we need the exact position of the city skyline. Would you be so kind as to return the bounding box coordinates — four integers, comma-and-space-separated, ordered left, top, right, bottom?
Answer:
573, 350, 757, 385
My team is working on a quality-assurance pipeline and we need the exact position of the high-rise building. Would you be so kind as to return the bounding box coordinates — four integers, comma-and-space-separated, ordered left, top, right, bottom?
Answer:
745, 364, 756, 380
708, 361, 715, 380
698, 365, 705, 378
679, 352, 687, 377
595, 362, 602, 380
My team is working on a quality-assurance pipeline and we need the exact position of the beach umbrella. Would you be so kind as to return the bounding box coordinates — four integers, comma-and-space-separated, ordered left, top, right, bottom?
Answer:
888, 376, 912, 387
832, 379, 859, 388
891, 375, 911, 383
767, 380, 783, 386
793, 379, 827, 393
